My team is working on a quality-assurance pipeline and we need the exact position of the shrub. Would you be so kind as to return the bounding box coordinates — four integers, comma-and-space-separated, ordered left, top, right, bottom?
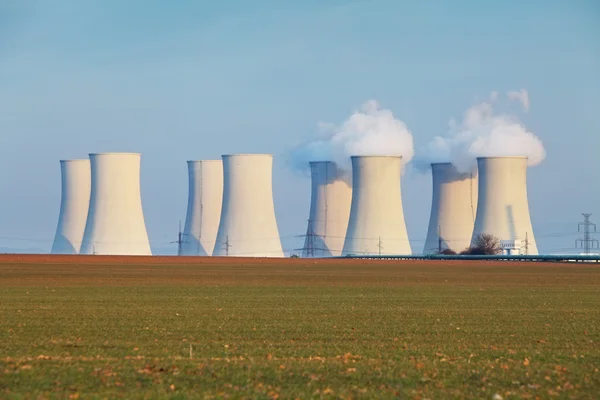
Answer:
438, 248, 457, 255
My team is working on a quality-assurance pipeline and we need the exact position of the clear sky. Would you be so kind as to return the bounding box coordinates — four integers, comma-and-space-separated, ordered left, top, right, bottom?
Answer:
1, 0, 599, 254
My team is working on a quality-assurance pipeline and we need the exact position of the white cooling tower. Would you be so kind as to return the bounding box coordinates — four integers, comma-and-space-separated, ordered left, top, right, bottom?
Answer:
51, 159, 91, 254
342, 156, 411, 256
181, 160, 223, 256
423, 163, 478, 254
212, 154, 284, 257
471, 157, 538, 255
302, 161, 352, 257
80, 153, 152, 255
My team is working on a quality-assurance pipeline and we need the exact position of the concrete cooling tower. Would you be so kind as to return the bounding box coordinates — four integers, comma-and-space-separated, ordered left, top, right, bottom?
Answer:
51, 159, 91, 254
342, 156, 412, 256
423, 163, 478, 254
80, 153, 152, 255
302, 161, 352, 257
471, 157, 538, 255
212, 154, 284, 257
181, 160, 223, 256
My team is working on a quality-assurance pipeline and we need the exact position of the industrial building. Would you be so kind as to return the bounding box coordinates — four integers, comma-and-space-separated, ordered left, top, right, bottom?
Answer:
302, 161, 352, 257
51, 159, 91, 254
342, 156, 412, 256
80, 153, 152, 255
212, 154, 284, 257
423, 163, 478, 254
471, 156, 538, 255
181, 160, 223, 256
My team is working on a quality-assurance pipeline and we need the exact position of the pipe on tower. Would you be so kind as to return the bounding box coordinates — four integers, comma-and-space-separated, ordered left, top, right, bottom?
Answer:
423, 163, 478, 254
302, 161, 352, 257
181, 160, 223, 256
80, 153, 152, 255
212, 154, 284, 257
51, 159, 91, 254
342, 156, 412, 256
471, 156, 538, 254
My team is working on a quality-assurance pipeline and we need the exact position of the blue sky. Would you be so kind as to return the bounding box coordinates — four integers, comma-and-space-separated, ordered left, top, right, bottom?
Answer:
1, 0, 599, 254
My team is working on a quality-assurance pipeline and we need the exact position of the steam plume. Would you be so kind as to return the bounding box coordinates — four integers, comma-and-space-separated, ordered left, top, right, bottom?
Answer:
416, 90, 545, 173
507, 89, 530, 112
288, 100, 414, 172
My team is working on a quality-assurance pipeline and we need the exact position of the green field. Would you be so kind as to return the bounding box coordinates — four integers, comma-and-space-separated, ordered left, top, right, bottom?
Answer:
0, 258, 599, 399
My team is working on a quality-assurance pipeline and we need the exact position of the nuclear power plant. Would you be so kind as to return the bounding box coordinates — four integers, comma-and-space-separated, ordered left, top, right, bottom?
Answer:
342, 156, 412, 256
51, 159, 91, 254
302, 161, 352, 257
423, 163, 478, 254
80, 153, 152, 256
470, 156, 538, 255
212, 154, 284, 257
181, 160, 223, 256
42, 147, 546, 257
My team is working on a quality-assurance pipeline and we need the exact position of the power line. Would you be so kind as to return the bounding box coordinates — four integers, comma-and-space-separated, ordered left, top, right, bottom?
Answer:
576, 213, 598, 255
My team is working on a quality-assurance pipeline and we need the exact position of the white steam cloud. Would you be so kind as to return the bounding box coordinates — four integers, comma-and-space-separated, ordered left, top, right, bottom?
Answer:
416, 90, 545, 173
288, 100, 414, 172
507, 88, 530, 112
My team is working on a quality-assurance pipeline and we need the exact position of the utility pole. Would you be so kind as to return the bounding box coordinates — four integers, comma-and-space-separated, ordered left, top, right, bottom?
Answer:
576, 213, 599, 255
523, 232, 529, 255
223, 234, 232, 256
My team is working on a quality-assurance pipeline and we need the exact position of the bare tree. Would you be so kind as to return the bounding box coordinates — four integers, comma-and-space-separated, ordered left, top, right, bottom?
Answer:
460, 234, 502, 255
475, 234, 502, 255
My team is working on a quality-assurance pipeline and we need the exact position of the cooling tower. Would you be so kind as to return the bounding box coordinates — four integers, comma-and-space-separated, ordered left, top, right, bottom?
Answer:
471, 157, 538, 255
80, 153, 152, 255
342, 156, 411, 256
181, 160, 223, 256
212, 154, 284, 257
423, 163, 478, 254
302, 161, 352, 257
51, 159, 91, 254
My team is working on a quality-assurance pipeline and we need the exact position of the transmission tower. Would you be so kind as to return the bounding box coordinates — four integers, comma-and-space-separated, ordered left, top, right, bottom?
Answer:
304, 219, 316, 257
522, 232, 529, 256
576, 213, 598, 255
377, 236, 383, 256
222, 234, 232, 256
171, 220, 189, 256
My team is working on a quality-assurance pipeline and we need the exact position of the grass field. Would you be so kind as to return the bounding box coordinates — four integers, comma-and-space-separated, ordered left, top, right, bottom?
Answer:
0, 255, 599, 399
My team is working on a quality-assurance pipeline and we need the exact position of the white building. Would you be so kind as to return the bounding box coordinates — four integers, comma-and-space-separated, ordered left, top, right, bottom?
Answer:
181, 160, 223, 256
80, 153, 152, 255
302, 161, 352, 257
342, 156, 412, 256
51, 159, 91, 254
471, 157, 538, 255
500, 240, 522, 255
212, 154, 284, 257
423, 163, 478, 254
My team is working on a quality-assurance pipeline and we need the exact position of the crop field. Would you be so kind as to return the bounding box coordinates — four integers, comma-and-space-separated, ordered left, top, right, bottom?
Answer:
0, 255, 599, 399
